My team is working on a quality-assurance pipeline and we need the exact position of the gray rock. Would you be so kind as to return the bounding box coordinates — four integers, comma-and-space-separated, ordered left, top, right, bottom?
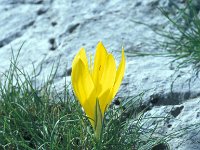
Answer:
121, 56, 200, 106
141, 97, 200, 150
0, 0, 199, 149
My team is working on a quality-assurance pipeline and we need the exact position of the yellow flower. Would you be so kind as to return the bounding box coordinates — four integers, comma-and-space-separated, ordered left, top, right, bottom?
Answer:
71, 41, 125, 139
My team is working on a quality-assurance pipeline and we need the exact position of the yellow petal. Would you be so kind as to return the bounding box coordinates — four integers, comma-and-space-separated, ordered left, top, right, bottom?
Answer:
85, 90, 97, 128
98, 54, 116, 115
92, 42, 108, 94
98, 89, 110, 116
71, 57, 96, 125
71, 56, 81, 102
99, 54, 116, 95
72, 48, 88, 69
111, 48, 126, 98
71, 48, 88, 104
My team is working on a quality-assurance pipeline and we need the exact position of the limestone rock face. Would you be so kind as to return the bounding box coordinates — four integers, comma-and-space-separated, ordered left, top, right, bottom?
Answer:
142, 98, 200, 150
0, 0, 200, 149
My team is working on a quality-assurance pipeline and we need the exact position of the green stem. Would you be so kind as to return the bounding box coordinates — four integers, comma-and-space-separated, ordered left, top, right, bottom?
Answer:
94, 99, 103, 149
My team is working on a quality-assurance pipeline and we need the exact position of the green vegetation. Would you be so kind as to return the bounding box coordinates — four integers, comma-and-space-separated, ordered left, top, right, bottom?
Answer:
157, 1, 200, 70
0, 49, 169, 150
128, 1, 200, 72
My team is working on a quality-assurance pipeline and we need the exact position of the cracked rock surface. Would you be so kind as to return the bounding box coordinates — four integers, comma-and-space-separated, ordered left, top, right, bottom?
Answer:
0, 0, 200, 149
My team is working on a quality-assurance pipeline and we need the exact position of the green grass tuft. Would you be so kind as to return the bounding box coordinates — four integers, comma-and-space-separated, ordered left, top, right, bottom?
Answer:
156, 1, 200, 71
0, 48, 170, 150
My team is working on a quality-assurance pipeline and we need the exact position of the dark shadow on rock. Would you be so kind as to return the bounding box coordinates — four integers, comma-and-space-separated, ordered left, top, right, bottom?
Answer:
152, 143, 169, 150
170, 105, 184, 118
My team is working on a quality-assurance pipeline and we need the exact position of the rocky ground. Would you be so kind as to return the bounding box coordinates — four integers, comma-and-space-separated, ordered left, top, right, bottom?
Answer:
0, 0, 200, 149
